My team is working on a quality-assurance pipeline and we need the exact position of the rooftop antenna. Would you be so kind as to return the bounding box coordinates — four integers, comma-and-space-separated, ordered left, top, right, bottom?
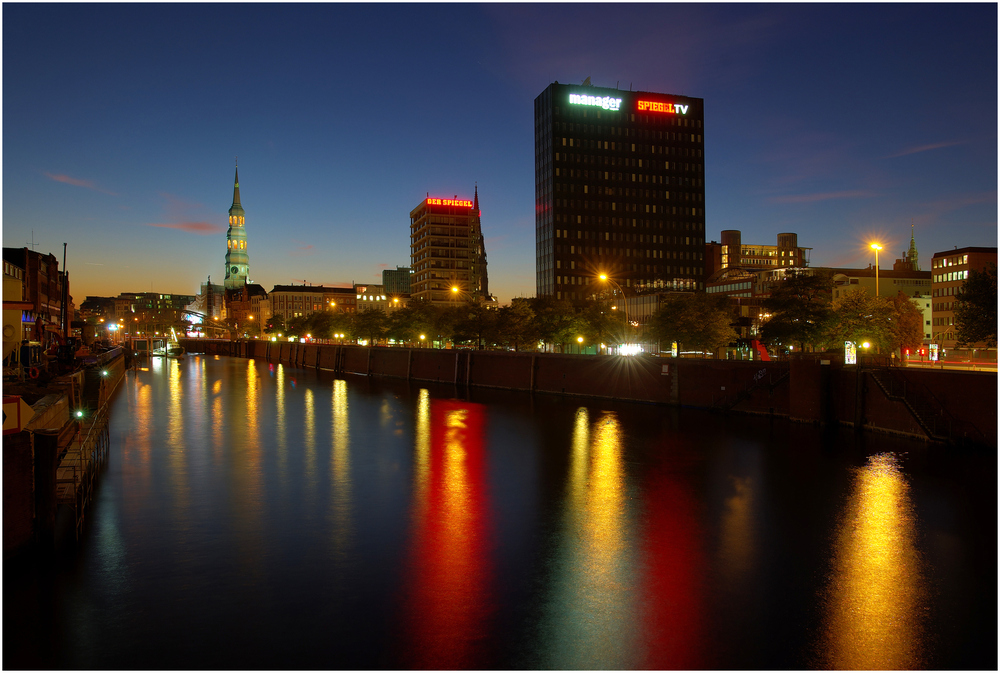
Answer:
27, 230, 39, 251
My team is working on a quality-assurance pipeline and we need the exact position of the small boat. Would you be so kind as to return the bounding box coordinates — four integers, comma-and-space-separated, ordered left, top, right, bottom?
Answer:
151, 343, 185, 358
151, 328, 185, 358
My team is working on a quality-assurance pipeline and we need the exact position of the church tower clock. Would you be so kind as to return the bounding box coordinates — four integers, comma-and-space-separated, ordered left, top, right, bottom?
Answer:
224, 164, 249, 289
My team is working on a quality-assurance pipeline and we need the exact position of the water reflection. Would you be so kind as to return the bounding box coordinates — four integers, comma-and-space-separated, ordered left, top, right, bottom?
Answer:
329, 380, 352, 557
540, 408, 638, 669
818, 453, 927, 669
638, 464, 706, 669
403, 398, 492, 669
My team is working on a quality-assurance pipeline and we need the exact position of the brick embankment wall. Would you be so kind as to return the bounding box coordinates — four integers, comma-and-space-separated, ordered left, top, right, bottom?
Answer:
178, 340, 995, 445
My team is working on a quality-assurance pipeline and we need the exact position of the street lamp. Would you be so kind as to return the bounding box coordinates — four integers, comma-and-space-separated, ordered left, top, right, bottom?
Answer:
598, 273, 630, 348
870, 242, 882, 296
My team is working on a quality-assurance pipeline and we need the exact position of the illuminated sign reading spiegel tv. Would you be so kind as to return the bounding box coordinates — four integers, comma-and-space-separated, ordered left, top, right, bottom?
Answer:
426, 198, 474, 208
568, 92, 689, 115
637, 100, 689, 115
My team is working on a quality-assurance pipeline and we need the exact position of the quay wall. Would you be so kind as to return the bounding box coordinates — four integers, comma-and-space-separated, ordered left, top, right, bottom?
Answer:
182, 340, 996, 446
4, 352, 129, 558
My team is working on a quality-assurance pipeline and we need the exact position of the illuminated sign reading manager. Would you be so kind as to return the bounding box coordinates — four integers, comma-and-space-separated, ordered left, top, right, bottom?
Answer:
568, 93, 623, 111
637, 100, 689, 114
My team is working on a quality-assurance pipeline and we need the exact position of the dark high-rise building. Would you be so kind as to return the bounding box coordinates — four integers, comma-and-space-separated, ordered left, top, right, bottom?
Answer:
534, 81, 706, 299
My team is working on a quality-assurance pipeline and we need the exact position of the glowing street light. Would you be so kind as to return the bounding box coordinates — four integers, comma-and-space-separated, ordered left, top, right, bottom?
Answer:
598, 273, 630, 347
870, 242, 883, 296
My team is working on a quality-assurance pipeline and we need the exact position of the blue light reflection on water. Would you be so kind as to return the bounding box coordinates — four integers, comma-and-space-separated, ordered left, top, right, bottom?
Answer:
4, 355, 996, 669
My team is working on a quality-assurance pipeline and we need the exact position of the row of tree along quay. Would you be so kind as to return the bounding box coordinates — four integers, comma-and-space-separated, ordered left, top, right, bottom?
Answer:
249, 267, 997, 360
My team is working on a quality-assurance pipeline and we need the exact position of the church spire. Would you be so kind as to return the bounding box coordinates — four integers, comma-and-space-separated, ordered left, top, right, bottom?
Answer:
232, 161, 241, 209
225, 162, 249, 290
906, 219, 919, 270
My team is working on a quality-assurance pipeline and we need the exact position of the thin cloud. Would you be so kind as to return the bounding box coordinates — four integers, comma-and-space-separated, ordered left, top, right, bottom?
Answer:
146, 221, 223, 235
887, 141, 964, 158
290, 243, 315, 255
769, 190, 877, 204
44, 172, 117, 195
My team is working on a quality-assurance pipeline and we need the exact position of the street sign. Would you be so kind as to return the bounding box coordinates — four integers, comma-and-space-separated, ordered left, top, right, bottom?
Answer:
3, 395, 35, 434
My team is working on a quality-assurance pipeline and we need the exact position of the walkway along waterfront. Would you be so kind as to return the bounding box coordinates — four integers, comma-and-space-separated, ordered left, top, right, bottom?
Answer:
184, 339, 996, 447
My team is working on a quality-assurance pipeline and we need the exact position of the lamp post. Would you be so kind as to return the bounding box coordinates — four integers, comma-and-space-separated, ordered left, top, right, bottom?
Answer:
870, 242, 882, 296
598, 273, 630, 348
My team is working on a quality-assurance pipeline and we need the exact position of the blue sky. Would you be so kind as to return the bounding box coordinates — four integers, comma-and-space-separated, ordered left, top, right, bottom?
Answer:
4, 3, 996, 303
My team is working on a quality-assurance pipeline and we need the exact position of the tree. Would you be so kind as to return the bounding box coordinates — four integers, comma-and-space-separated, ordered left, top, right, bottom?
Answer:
887, 292, 924, 354
760, 272, 833, 351
354, 308, 388, 345
955, 263, 997, 347
453, 302, 497, 349
578, 300, 616, 351
496, 299, 536, 351
265, 314, 286, 336
648, 292, 737, 355
387, 302, 437, 344
531, 296, 577, 351
826, 288, 891, 352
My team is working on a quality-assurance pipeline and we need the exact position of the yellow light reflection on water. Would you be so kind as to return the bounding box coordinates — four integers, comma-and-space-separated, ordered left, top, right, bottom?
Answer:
275, 364, 287, 481
330, 379, 352, 553
542, 408, 636, 669
412, 389, 431, 521
304, 388, 316, 495
819, 453, 926, 669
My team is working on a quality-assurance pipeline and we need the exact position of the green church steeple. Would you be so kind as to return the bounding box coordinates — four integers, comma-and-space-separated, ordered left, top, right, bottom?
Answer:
224, 162, 249, 290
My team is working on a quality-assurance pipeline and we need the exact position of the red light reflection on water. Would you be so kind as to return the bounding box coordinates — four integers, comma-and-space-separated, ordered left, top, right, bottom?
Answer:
638, 469, 705, 669
401, 398, 493, 669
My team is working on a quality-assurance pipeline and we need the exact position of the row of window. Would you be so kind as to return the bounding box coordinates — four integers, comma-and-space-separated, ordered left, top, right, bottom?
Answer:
226, 239, 247, 250
553, 151, 705, 177
554, 105, 703, 128
555, 120, 702, 137
934, 270, 969, 283
555, 229, 700, 246
556, 246, 701, 261
228, 216, 245, 225
933, 316, 957, 326
932, 254, 968, 269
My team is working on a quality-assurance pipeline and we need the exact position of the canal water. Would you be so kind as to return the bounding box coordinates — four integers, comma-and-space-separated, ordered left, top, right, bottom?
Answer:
4, 355, 996, 669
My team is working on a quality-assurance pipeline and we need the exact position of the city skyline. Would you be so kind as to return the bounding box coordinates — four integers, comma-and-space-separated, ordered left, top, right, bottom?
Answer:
3, 3, 996, 303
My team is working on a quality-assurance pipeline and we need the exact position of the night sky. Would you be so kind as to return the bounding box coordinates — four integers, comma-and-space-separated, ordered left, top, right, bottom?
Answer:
3, 4, 996, 304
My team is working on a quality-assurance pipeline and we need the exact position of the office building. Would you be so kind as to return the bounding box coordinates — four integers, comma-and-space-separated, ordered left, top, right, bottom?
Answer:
705, 230, 811, 279
930, 246, 997, 350
409, 188, 488, 305
382, 266, 412, 295
534, 80, 705, 299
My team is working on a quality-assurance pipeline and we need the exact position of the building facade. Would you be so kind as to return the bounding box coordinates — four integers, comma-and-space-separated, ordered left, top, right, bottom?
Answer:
705, 230, 811, 279
2, 247, 70, 345
224, 165, 249, 290
268, 285, 357, 321
409, 189, 488, 305
930, 246, 997, 350
382, 266, 412, 295
534, 81, 706, 299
